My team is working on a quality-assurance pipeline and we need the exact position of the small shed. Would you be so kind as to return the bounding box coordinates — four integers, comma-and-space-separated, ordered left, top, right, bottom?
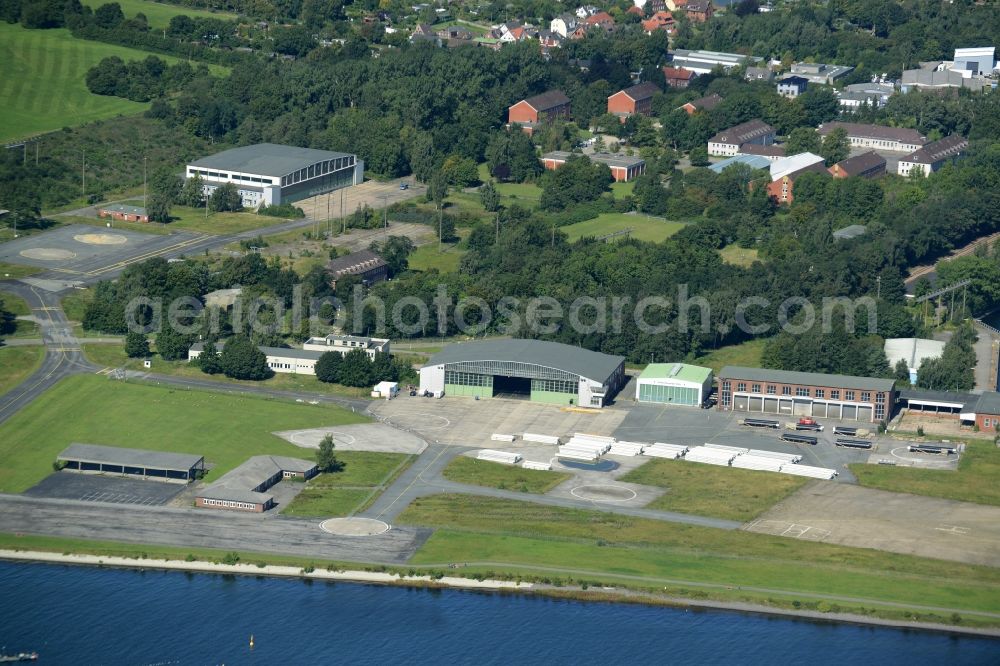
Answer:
372, 381, 399, 399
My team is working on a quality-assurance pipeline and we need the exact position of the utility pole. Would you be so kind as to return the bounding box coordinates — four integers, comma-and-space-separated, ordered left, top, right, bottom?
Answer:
876, 275, 881, 300
438, 202, 443, 253
495, 212, 499, 244
81, 150, 86, 199
143, 156, 148, 211
383, 194, 388, 241
341, 188, 345, 234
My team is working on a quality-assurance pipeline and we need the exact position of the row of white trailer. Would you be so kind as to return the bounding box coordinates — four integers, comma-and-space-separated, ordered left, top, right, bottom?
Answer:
682, 444, 836, 479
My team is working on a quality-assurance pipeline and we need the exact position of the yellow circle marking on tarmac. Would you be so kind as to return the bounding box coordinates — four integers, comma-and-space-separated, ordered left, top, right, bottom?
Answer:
19, 248, 76, 260
73, 233, 128, 245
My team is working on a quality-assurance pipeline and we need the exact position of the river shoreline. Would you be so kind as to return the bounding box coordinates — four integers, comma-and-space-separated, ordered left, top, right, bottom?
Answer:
3, 549, 999, 639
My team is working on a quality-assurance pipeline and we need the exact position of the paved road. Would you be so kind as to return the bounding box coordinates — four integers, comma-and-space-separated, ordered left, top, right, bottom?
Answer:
0, 494, 429, 564
360, 443, 742, 530
973, 322, 998, 391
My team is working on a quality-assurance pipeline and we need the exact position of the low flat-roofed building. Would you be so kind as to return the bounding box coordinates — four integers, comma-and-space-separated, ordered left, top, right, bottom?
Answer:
828, 151, 886, 179
197, 455, 318, 512
840, 82, 895, 110
188, 341, 326, 375
325, 249, 388, 288
203, 287, 243, 309
97, 204, 149, 224
964, 392, 1000, 432
884, 337, 945, 385
718, 366, 895, 422
708, 119, 776, 157
708, 154, 772, 174
901, 67, 996, 92
303, 334, 390, 358
897, 135, 968, 177
745, 66, 774, 82
669, 49, 761, 75
57, 443, 204, 482
817, 122, 926, 153
790, 61, 854, 85
187, 143, 363, 209
541, 151, 646, 182
636, 363, 713, 406
832, 224, 867, 240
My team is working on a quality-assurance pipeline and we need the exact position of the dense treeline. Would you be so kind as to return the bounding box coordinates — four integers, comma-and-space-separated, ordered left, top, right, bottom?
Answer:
86, 56, 209, 102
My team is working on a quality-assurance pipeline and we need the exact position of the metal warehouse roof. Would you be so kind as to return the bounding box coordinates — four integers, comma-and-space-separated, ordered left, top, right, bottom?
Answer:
719, 366, 895, 392
189, 341, 326, 361
199, 455, 317, 504
543, 151, 645, 169
189, 143, 353, 178
58, 443, 204, 471
708, 154, 771, 173
424, 339, 625, 384
639, 363, 712, 383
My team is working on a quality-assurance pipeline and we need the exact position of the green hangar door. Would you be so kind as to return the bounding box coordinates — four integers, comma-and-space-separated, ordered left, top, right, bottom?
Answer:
638, 383, 699, 405
444, 370, 494, 398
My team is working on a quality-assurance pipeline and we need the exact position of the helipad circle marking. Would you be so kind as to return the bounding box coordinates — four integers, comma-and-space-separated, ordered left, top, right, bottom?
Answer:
397, 412, 450, 431
20, 248, 76, 260
289, 430, 357, 447
889, 446, 955, 466
570, 484, 638, 503
74, 233, 128, 245
320, 517, 390, 536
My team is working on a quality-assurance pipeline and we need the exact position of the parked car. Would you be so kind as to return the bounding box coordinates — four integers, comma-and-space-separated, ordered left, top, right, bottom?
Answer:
399, 182, 409, 190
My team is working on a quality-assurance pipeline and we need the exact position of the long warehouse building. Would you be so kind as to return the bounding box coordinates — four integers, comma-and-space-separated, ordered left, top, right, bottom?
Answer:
717, 366, 895, 423
186, 143, 364, 209
57, 443, 205, 482
419, 339, 625, 408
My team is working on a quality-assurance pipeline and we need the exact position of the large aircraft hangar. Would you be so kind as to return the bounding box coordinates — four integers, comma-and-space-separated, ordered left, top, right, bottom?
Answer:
418, 339, 626, 408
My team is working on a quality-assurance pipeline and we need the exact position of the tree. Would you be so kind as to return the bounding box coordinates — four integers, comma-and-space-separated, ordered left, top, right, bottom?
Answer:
785, 127, 821, 155
209, 182, 242, 212
821, 127, 850, 166
894, 358, 911, 384
539, 155, 613, 211
198, 341, 222, 374
316, 434, 340, 473
93, 2, 124, 28
799, 87, 839, 126
315, 351, 343, 383
370, 235, 414, 277
147, 193, 171, 224
485, 130, 540, 183
442, 155, 478, 188
155, 326, 191, 361
480, 180, 499, 212
124, 332, 149, 358
688, 146, 710, 167
179, 173, 205, 208
338, 348, 373, 387
220, 335, 272, 380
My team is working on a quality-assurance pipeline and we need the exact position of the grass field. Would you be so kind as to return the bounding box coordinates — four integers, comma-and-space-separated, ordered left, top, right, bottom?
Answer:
0, 24, 226, 142
399, 494, 1000, 617
60, 288, 93, 325
1, 291, 40, 338
68, 203, 281, 236
282, 451, 412, 517
442, 457, 571, 494
82, 0, 236, 28
0, 262, 43, 279
619, 459, 807, 521
851, 440, 1000, 506
409, 242, 465, 273
562, 214, 685, 243
0, 374, 367, 493
695, 338, 767, 374
0, 346, 45, 397
719, 243, 759, 267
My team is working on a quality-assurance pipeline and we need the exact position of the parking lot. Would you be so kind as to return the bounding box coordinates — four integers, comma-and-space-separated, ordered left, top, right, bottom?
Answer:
24, 472, 187, 507
295, 178, 428, 222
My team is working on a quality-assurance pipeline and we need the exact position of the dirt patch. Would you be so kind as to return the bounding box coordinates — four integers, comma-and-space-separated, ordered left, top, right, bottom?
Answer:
19, 248, 76, 260
73, 233, 128, 245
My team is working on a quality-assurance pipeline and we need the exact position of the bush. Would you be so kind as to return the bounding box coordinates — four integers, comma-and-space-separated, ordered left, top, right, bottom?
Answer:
258, 203, 305, 218
221, 552, 241, 565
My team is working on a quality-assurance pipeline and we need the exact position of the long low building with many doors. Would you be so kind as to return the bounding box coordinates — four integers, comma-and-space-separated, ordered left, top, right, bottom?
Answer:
717, 366, 895, 423
419, 339, 625, 408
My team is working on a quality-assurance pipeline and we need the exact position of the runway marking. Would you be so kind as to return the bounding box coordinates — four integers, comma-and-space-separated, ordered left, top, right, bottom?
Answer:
935, 525, 970, 535
569, 484, 638, 503
84, 234, 210, 276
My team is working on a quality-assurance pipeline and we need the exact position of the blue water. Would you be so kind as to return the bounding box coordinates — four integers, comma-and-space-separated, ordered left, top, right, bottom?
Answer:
0, 561, 998, 665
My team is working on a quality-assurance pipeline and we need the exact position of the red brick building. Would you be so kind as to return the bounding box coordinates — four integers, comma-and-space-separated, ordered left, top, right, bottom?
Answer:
541, 151, 646, 182
680, 93, 722, 114
607, 82, 660, 120
718, 366, 895, 423
684, 0, 714, 22
642, 11, 674, 34
97, 204, 149, 224
663, 66, 695, 88
508, 90, 571, 134
764, 153, 827, 204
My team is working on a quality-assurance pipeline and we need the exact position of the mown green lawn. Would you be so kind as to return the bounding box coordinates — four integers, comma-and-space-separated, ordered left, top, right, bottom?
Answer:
719, 243, 760, 267
282, 451, 412, 518
0, 24, 226, 142
851, 440, 1000, 506
0, 374, 367, 493
0, 262, 43, 279
0, 346, 45, 397
442, 456, 571, 494
68, 203, 281, 236
399, 494, 1000, 616
408, 243, 465, 273
1, 291, 39, 338
695, 339, 767, 374
82, 0, 236, 28
620, 458, 807, 521
562, 214, 684, 243
61, 288, 93, 324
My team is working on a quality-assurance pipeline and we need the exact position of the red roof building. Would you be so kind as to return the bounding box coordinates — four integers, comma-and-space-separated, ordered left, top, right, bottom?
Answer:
608, 82, 661, 119
663, 66, 695, 88
642, 11, 675, 33
685, 0, 714, 22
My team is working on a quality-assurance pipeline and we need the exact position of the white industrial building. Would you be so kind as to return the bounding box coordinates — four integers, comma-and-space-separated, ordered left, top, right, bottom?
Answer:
668, 49, 763, 75
188, 341, 325, 375
302, 334, 390, 359
418, 339, 625, 408
186, 143, 363, 209
635, 363, 713, 407
884, 338, 945, 385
